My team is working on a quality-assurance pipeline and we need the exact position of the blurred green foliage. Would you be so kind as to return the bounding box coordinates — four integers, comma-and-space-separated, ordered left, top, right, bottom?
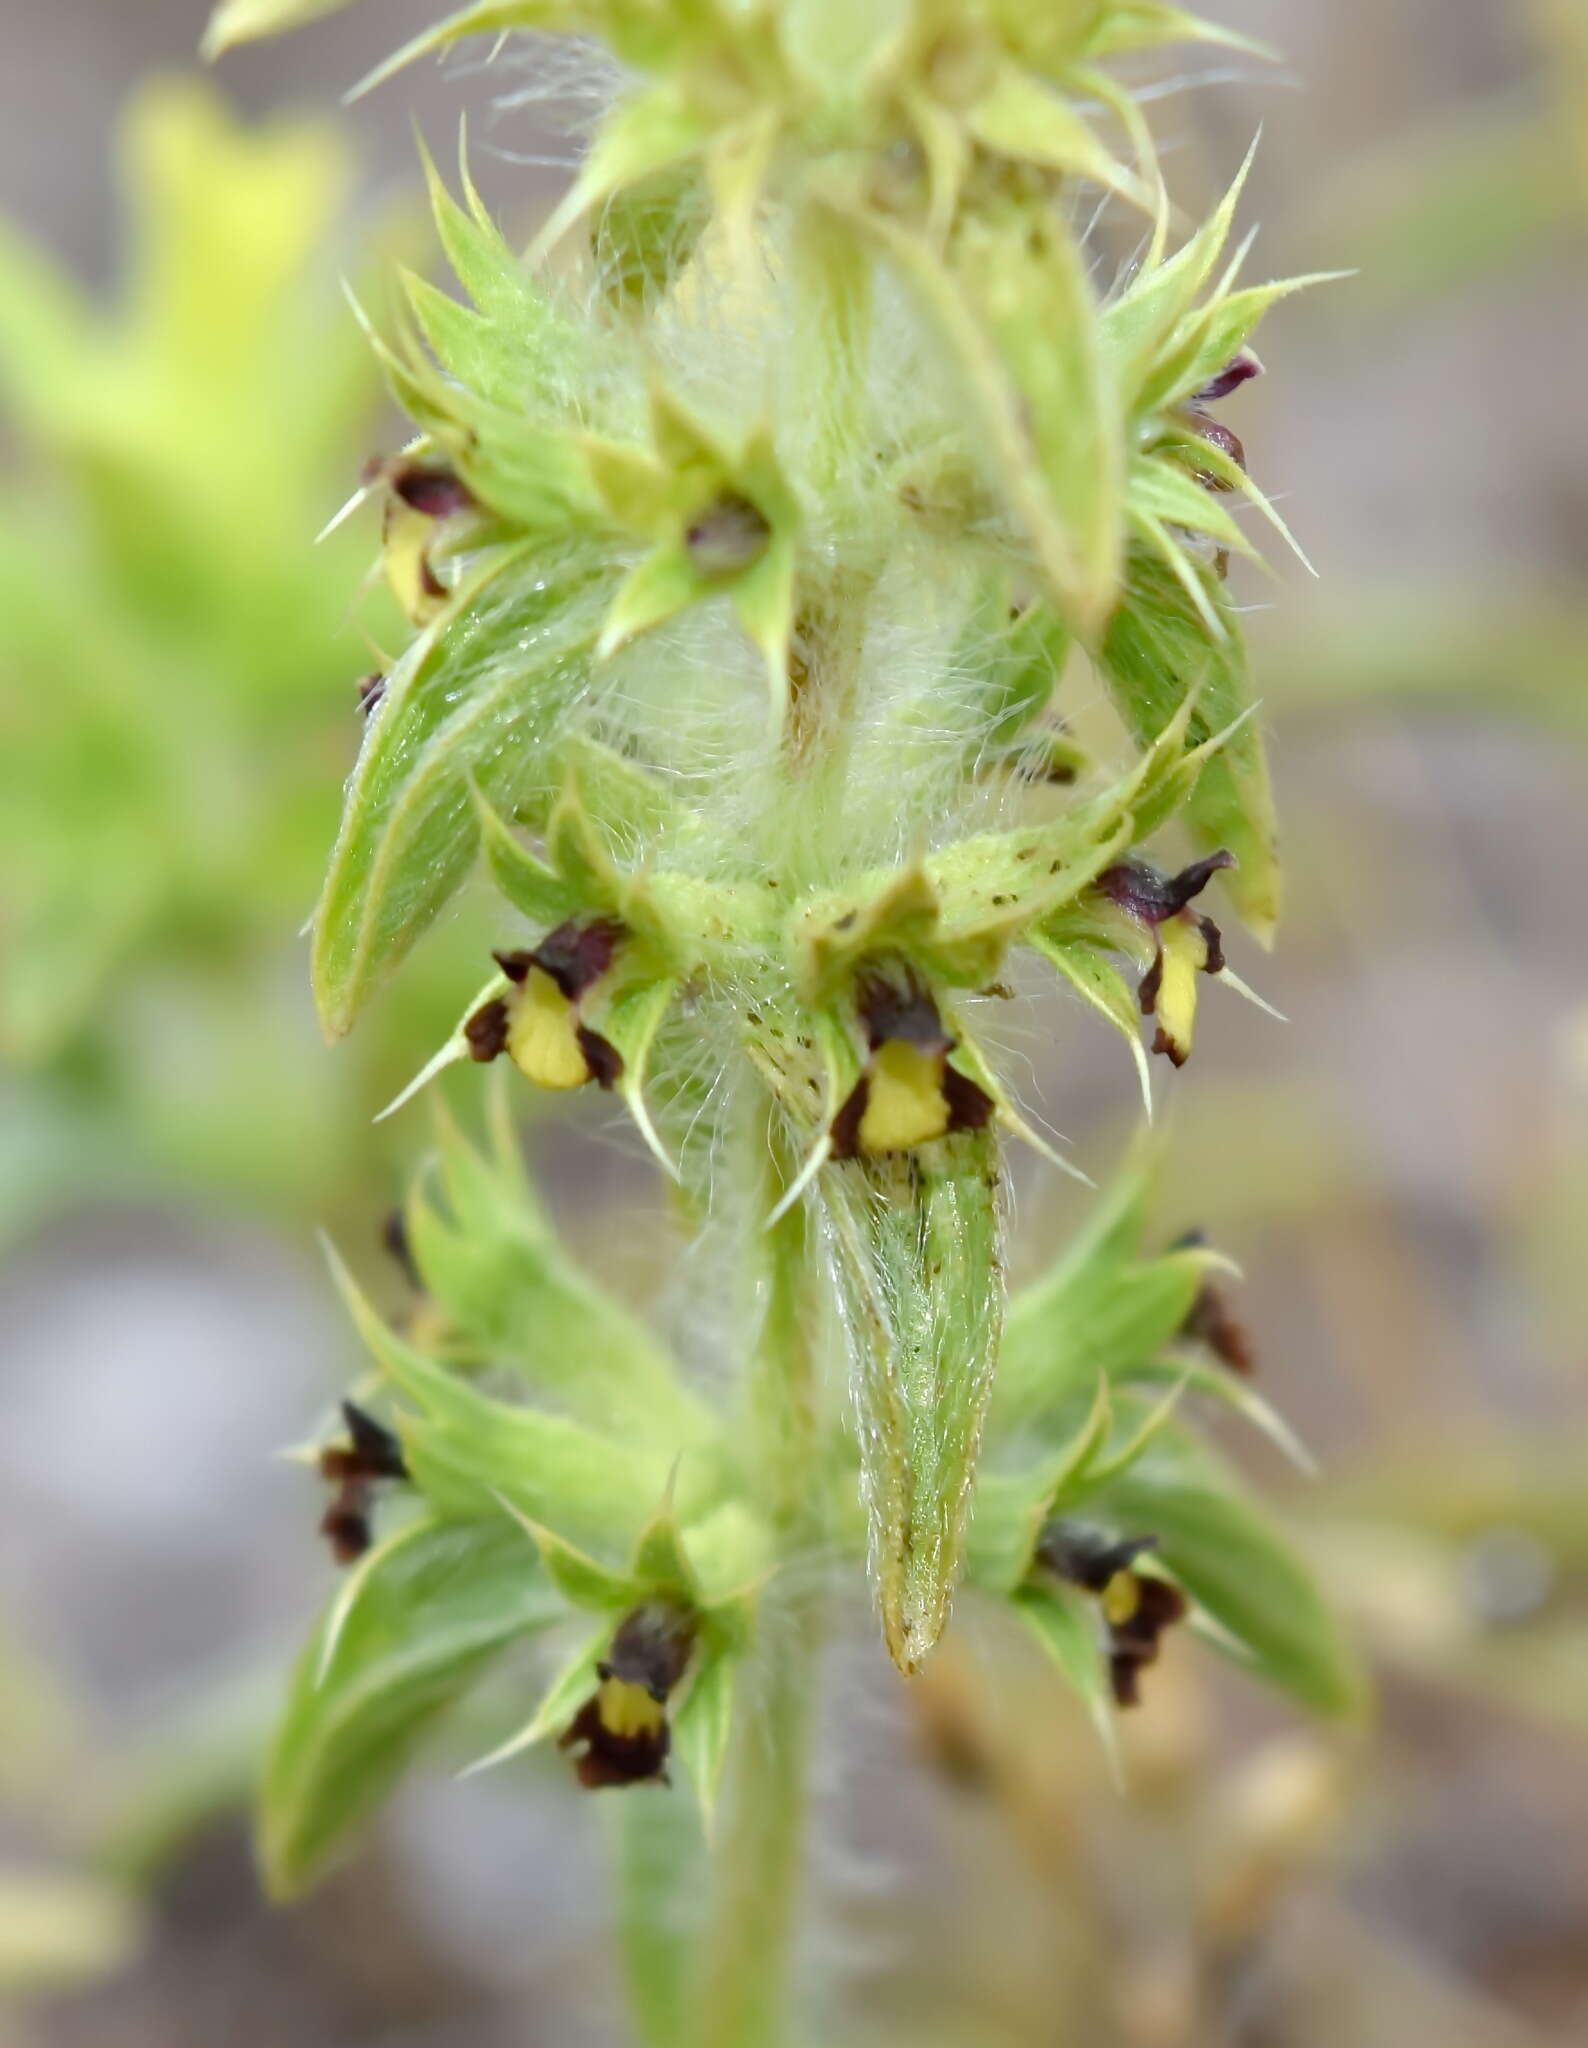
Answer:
0, 79, 474, 1233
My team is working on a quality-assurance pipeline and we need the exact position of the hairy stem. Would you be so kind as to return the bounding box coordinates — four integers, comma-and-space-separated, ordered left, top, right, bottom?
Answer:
698, 1593, 819, 2048
614, 1787, 705, 2048
694, 1109, 826, 2048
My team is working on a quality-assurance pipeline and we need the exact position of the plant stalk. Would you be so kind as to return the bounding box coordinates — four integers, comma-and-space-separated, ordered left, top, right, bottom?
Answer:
694, 1108, 827, 2048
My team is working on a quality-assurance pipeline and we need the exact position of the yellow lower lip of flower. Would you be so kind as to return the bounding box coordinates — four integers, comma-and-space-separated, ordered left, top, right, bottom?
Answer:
507, 968, 592, 1089
858, 1041, 954, 1155
597, 1676, 667, 1743
382, 499, 448, 625
1101, 1570, 1143, 1628
1153, 922, 1210, 1066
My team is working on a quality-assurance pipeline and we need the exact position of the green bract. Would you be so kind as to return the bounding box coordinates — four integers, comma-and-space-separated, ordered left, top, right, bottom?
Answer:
203, 3, 1355, 2039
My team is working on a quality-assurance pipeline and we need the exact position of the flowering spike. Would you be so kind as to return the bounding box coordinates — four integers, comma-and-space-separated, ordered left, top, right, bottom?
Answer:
202, 0, 1355, 1974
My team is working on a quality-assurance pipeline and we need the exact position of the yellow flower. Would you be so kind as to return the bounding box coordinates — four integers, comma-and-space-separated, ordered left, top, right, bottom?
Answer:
1096, 850, 1235, 1067
465, 921, 626, 1091
560, 1602, 698, 1790
831, 976, 993, 1158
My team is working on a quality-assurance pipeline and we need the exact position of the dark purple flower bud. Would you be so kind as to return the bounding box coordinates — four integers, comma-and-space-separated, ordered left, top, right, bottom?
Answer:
464, 997, 511, 1063
1193, 347, 1262, 405
1036, 1521, 1158, 1592
387, 461, 475, 519
510, 918, 624, 1004
318, 1401, 408, 1565
1188, 415, 1246, 483
380, 1207, 421, 1291
1097, 850, 1235, 926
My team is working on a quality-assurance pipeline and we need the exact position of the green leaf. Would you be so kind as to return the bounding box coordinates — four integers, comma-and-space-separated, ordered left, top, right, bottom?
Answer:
417, 137, 543, 330
1096, 551, 1280, 942
1126, 1354, 1315, 1474
871, 200, 1123, 633
1128, 457, 1258, 562
327, 1246, 691, 1549
1083, 4, 1273, 61
259, 1515, 562, 1897
531, 86, 717, 260
460, 1622, 610, 1777
510, 1512, 636, 1610
993, 1164, 1205, 1433
311, 551, 606, 1037
966, 66, 1145, 205
1104, 141, 1257, 406
593, 161, 709, 310
472, 788, 581, 926
352, 4, 595, 100
1030, 933, 1152, 1116
824, 1135, 1006, 1672
968, 1376, 1112, 1593
630, 1490, 703, 1601
1009, 1583, 1119, 1775
203, 0, 366, 58
1103, 1449, 1365, 1716
780, 0, 912, 95
403, 1106, 712, 1448
671, 1640, 736, 1822
1153, 275, 1338, 414
600, 546, 709, 656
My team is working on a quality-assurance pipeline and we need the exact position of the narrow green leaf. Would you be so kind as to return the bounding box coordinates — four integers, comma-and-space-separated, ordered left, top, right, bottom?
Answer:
1128, 457, 1259, 560
1128, 1353, 1316, 1473
403, 1111, 711, 1446
461, 1623, 609, 1776
858, 201, 1122, 633
949, 202, 1123, 633
824, 1135, 1006, 1672
203, 0, 365, 58
1096, 551, 1280, 942
600, 546, 709, 656
630, 1489, 703, 1601
672, 1640, 736, 1824
1104, 1449, 1365, 1716
311, 551, 605, 1037
326, 1245, 685, 1549
966, 66, 1146, 205
993, 1167, 1205, 1433
472, 787, 580, 925
1104, 140, 1258, 403
1149, 274, 1342, 414
967, 1377, 1111, 1593
1084, 4, 1274, 61
259, 1516, 562, 1897
352, 4, 591, 101
1030, 932, 1153, 1117
401, 269, 523, 412
504, 1508, 635, 1610
1010, 1583, 1120, 1776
